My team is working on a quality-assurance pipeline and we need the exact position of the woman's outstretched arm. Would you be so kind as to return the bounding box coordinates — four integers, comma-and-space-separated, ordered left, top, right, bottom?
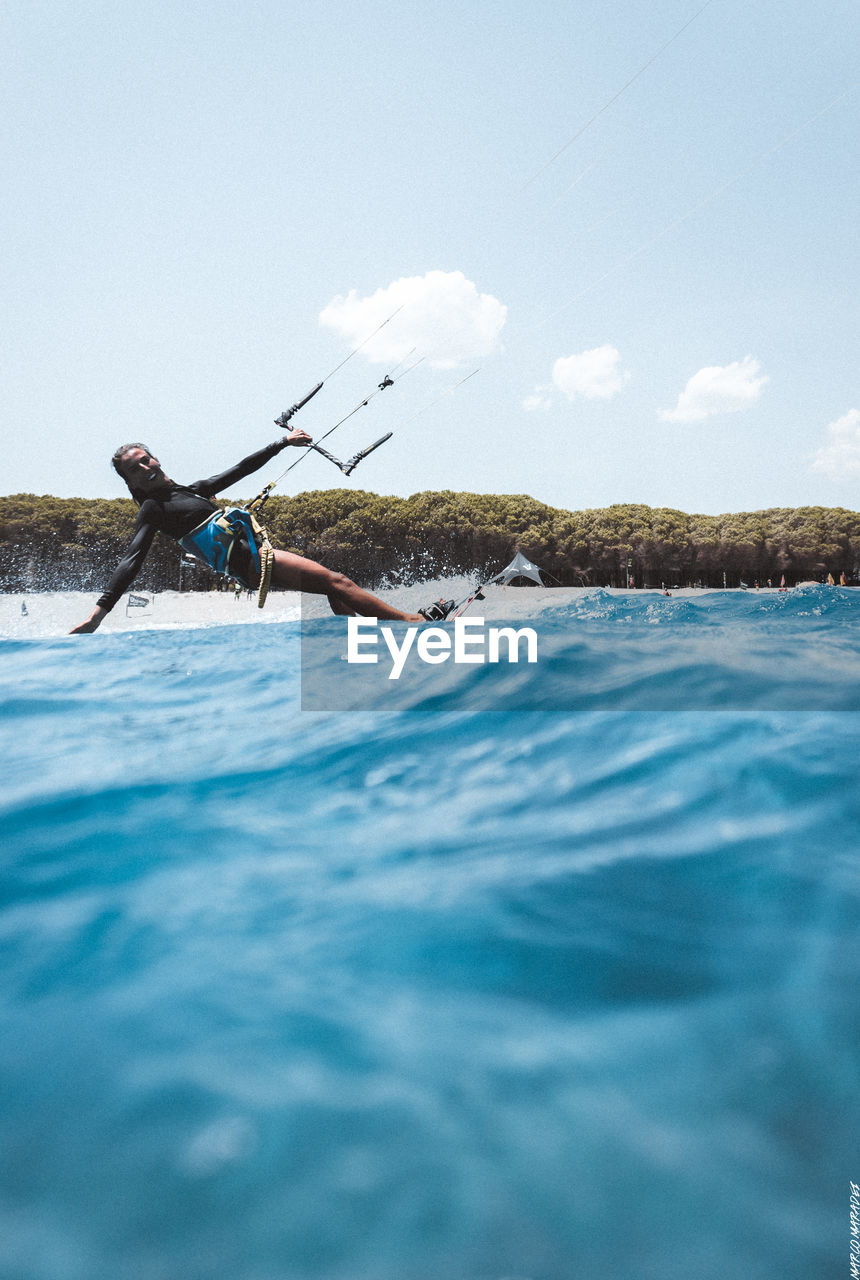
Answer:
193, 430, 311, 497
70, 604, 109, 634
69, 515, 155, 633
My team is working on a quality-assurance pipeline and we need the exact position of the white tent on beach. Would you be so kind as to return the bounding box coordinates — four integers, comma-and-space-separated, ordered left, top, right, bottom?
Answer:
492, 550, 550, 587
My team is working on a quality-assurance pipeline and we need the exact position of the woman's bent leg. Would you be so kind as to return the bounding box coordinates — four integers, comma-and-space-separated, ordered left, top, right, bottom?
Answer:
269, 551, 422, 620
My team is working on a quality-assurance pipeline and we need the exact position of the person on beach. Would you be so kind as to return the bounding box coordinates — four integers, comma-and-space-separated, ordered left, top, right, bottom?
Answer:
70, 434, 450, 633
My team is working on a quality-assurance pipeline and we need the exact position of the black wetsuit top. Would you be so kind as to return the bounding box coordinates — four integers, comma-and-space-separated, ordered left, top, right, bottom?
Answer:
97, 439, 288, 611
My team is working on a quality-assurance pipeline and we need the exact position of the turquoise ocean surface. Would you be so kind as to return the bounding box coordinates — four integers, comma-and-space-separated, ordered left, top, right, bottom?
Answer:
1, 584, 858, 1280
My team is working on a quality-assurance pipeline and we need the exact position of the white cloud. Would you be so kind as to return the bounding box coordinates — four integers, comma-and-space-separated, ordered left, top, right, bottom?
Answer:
659, 356, 768, 423
523, 385, 553, 412
319, 270, 506, 369
552, 345, 630, 401
811, 408, 860, 480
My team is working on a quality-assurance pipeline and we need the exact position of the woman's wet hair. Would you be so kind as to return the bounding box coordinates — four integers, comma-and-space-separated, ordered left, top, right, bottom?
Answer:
111, 443, 155, 503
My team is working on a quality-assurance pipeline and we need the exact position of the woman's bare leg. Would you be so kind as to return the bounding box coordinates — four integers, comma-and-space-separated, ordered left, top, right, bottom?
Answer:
269, 551, 423, 620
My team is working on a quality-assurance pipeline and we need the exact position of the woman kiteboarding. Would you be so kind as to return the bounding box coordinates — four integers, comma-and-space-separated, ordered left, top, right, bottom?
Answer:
70, 432, 452, 632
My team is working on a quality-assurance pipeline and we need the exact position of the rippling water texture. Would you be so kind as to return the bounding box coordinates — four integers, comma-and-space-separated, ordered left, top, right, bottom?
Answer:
1, 587, 858, 1280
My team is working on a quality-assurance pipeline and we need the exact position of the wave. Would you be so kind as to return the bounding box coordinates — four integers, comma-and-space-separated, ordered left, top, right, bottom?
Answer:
3, 582, 857, 640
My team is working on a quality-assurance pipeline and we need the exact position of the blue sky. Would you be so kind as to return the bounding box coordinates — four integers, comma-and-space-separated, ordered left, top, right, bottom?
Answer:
2, 0, 857, 514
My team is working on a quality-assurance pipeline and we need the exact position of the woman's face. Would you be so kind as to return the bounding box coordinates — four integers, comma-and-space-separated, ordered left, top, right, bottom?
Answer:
119, 447, 171, 492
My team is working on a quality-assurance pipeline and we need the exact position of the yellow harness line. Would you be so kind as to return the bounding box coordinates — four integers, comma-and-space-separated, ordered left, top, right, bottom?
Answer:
241, 506, 274, 609
257, 533, 274, 608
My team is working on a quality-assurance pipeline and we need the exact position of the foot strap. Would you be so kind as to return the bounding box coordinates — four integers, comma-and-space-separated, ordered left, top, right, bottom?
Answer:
419, 598, 456, 621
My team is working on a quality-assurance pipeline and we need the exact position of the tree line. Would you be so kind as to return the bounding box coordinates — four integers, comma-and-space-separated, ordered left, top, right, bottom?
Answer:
1, 489, 858, 593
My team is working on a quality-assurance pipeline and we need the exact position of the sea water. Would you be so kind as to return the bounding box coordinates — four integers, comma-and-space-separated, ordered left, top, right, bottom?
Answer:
1, 585, 858, 1280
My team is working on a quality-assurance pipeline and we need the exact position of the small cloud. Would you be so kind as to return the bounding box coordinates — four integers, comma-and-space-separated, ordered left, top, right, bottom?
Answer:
319, 270, 506, 369
811, 408, 860, 480
523, 385, 553, 412
552, 345, 630, 401
660, 356, 768, 423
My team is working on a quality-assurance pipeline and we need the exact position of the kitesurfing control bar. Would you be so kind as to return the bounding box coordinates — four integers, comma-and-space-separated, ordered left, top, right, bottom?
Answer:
341, 433, 393, 476
274, 382, 324, 430
273, 379, 382, 474
289, 431, 396, 478
308, 442, 347, 471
